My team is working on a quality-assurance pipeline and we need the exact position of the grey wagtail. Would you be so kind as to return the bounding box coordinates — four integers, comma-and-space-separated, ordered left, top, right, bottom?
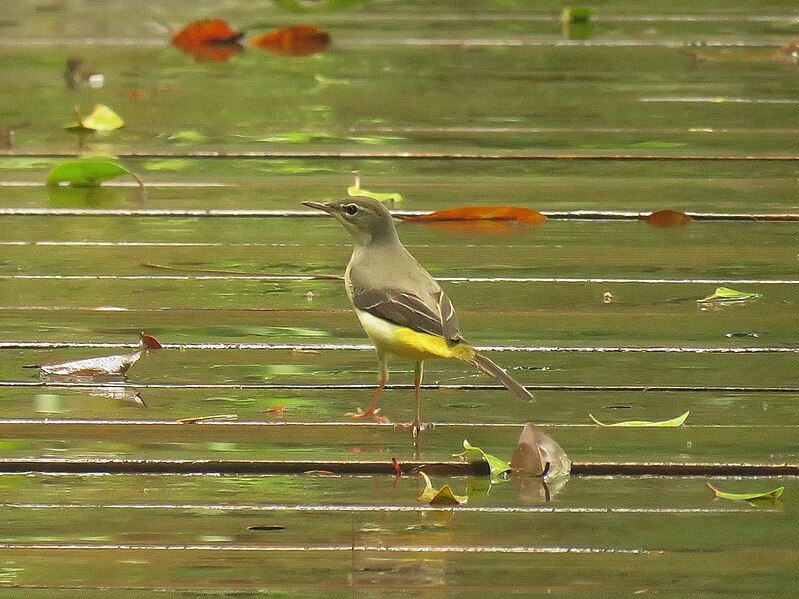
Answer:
303, 197, 534, 433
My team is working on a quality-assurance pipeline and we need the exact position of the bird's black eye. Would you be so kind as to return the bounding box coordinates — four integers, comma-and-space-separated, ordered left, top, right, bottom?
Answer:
344, 204, 359, 215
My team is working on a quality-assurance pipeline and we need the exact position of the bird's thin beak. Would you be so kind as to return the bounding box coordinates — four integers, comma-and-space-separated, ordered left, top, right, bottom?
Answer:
302, 201, 336, 215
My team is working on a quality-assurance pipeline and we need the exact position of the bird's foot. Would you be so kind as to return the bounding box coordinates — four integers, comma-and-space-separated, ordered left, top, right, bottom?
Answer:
345, 408, 391, 424
394, 421, 432, 438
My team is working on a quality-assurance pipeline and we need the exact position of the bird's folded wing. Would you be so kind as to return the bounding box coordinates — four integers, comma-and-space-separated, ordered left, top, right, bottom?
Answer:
352, 287, 461, 342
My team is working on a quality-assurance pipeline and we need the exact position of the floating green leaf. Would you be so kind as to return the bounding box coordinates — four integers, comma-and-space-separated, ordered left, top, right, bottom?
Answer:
696, 287, 762, 304
347, 174, 403, 204
167, 130, 208, 143
589, 410, 690, 427
65, 104, 124, 132
453, 439, 510, 479
46, 159, 143, 188
562, 7, 595, 23
417, 472, 467, 506
707, 482, 784, 502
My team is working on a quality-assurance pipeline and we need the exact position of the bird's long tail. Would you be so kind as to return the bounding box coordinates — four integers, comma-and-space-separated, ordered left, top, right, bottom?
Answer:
465, 353, 535, 401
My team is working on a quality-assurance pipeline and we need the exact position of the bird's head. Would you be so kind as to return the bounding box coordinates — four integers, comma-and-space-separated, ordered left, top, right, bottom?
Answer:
302, 197, 398, 246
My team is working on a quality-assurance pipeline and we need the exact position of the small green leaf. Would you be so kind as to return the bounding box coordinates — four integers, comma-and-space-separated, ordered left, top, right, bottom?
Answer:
417, 472, 467, 506
696, 287, 762, 304
167, 130, 208, 143
347, 174, 403, 204
562, 7, 596, 24
589, 410, 690, 427
65, 104, 124, 132
46, 159, 143, 188
453, 439, 510, 478
707, 482, 784, 502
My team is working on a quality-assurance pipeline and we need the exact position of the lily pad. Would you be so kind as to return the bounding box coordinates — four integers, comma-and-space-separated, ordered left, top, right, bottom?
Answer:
65, 104, 124, 132
46, 159, 143, 188
589, 410, 690, 427
453, 440, 511, 479
417, 472, 467, 506
696, 287, 763, 304
707, 482, 784, 502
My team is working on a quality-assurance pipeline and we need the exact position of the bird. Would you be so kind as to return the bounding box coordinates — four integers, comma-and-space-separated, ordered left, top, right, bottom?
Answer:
303, 196, 534, 434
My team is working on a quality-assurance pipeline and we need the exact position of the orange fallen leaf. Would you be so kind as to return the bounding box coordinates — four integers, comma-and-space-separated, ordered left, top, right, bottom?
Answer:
121, 89, 150, 99
171, 19, 243, 62
644, 209, 692, 227
250, 25, 331, 57
402, 206, 547, 225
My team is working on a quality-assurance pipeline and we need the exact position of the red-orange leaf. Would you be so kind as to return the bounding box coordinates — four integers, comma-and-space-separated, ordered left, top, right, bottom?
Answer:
171, 19, 243, 62
403, 206, 547, 224
645, 209, 692, 227
250, 25, 331, 57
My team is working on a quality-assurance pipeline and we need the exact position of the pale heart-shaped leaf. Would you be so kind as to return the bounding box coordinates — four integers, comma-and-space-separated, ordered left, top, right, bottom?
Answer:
25, 332, 162, 378
510, 423, 571, 478
453, 439, 510, 479
417, 472, 467, 506
66, 104, 124, 132
588, 411, 690, 427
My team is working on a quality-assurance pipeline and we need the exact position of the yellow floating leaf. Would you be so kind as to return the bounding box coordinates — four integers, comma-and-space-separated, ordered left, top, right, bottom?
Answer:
66, 104, 124, 132
696, 287, 762, 304
589, 410, 690, 427
417, 472, 467, 506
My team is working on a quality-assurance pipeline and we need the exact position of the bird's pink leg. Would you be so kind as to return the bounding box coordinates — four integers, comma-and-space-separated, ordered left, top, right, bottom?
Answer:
347, 352, 389, 422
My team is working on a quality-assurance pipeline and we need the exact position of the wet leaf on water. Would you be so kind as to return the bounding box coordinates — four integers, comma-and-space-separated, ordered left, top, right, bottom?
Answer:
696, 287, 763, 304
250, 25, 331, 57
588, 410, 690, 427
402, 206, 547, 225
707, 482, 784, 502
178, 414, 238, 424
511, 423, 572, 478
26, 332, 162, 378
46, 158, 143, 189
167, 130, 208, 143
142, 159, 197, 171
562, 7, 596, 40
645, 209, 692, 227
65, 104, 124, 132
264, 404, 286, 416
417, 472, 467, 506
171, 18, 244, 62
347, 174, 403, 204
452, 439, 510, 479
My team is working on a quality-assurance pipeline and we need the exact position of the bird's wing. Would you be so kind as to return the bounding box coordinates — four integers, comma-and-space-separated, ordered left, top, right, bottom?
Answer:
351, 286, 462, 343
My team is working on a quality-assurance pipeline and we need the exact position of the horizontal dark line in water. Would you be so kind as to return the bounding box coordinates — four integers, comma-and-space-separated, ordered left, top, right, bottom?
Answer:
0, 458, 792, 477
1, 342, 795, 353
1, 381, 796, 393
0, 502, 767, 515
0, 275, 796, 285
2, 151, 799, 161
0, 37, 787, 49
0, 540, 652, 554
0, 208, 797, 220
0, 419, 793, 430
